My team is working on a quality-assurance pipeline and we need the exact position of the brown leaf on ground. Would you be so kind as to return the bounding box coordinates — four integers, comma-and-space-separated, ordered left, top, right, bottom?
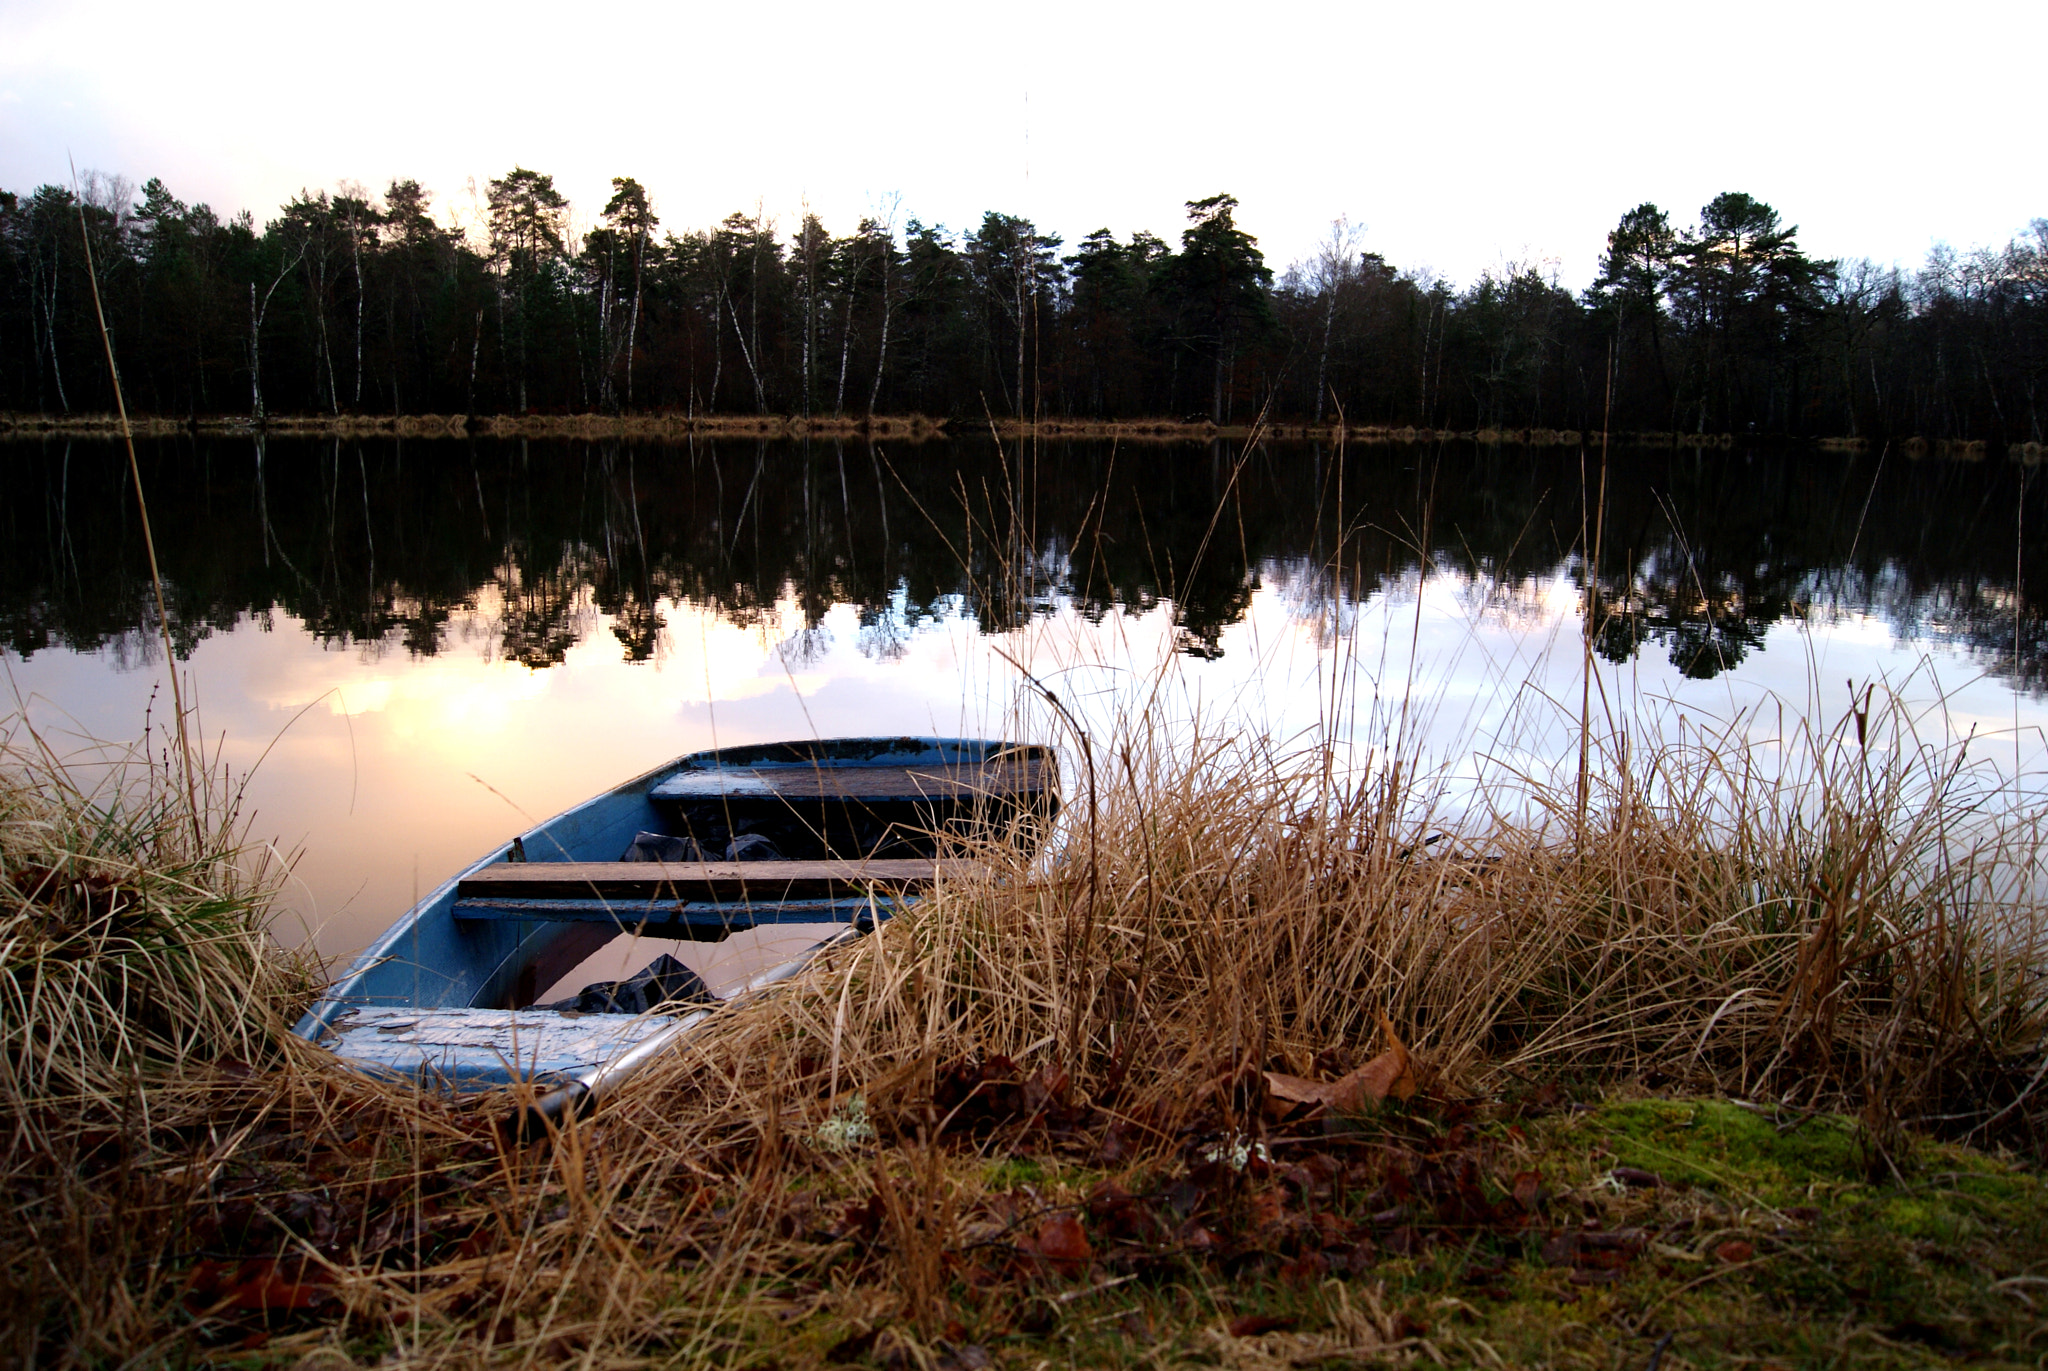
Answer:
1032, 1212, 1093, 1273
1574, 1230, 1646, 1270
184, 1257, 334, 1313
1262, 1072, 1333, 1108
1328, 1049, 1414, 1112
1263, 1013, 1416, 1114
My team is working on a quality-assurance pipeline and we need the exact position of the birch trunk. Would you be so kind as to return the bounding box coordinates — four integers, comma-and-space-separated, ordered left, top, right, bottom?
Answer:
868, 244, 892, 415
835, 253, 862, 414
625, 229, 645, 406
726, 289, 765, 413
1314, 290, 1335, 424
352, 222, 364, 408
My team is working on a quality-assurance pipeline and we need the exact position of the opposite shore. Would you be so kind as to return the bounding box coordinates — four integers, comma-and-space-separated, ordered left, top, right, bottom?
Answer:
1, 410, 2038, 461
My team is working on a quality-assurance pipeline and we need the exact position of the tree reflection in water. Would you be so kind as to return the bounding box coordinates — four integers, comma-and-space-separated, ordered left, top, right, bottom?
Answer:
1, 436, 2043, 694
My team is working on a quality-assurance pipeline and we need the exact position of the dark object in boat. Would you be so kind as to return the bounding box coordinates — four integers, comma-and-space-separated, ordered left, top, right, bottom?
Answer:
722, 832, 785, 861
622, 829, 786, 862
544, 953, 717, 1015
623, 831, 708, 863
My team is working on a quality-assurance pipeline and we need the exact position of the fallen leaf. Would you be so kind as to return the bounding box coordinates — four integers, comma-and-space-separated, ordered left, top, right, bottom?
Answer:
1279, 1252, 1329, 1287
1033, 1212, 1092, 1273
1331, 1013, 1417, 1108
185, 1258, 334, 1313
1574, 1229, 1648, 1271
1262, 1072, 1332, 1107
1093, 1123, 1130, 1165
1263, 1014, 1416, 1114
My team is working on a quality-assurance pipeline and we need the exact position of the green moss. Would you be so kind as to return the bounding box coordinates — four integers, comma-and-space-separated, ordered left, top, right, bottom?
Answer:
1592, 1097, 1865, 1201
981, 1156, 1049, 1190
1873, 1193, 1971, 1242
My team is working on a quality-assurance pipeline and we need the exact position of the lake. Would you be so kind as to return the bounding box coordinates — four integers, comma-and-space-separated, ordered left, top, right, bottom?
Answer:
4, 434, 2044, 990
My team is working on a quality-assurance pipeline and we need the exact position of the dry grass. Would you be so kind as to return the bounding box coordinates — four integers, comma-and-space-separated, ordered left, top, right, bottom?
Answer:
666, 683, 2048, 1151
2, 679, 2044, 1364
0, 716, 312, 1144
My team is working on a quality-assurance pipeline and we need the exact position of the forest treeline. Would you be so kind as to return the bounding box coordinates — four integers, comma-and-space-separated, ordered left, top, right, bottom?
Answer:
3, 170, 2043, 441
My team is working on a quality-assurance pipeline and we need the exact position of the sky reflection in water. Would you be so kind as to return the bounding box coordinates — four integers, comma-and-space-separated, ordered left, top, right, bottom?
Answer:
3, 437, 2044, 979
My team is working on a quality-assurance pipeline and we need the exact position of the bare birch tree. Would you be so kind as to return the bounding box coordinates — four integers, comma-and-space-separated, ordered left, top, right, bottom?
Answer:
1309, 215, 1364, 423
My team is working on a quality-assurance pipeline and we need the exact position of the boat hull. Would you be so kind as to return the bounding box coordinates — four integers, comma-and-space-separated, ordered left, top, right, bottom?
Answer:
292, 737, 1051, 1086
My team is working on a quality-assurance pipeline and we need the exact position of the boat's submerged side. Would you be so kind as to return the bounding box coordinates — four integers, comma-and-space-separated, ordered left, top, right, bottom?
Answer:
294, 737, 1055, 1088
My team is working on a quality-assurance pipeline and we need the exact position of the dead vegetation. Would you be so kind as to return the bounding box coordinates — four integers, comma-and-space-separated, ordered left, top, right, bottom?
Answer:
2, 682, 2045, 1365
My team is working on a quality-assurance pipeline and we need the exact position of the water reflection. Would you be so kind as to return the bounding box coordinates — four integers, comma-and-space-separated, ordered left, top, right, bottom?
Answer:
5, 438, 2044, 688
3, 436, 2044, 964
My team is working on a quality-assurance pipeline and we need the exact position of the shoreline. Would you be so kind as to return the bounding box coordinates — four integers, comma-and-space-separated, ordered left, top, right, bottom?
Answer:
1, 410, 2034, 459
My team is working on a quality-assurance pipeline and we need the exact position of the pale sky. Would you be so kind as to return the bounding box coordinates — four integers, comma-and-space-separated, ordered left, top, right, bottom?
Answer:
3, 0, 2040, 289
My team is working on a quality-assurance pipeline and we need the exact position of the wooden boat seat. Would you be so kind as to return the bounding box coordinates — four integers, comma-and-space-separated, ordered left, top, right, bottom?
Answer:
646, 755, 1056, 863
458, 857, 969, 900
648, 757, 1050, 802
450, 858, 978, 935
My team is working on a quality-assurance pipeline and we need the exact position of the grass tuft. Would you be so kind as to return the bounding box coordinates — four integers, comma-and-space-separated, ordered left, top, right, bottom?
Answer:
0, 715, 312, 1135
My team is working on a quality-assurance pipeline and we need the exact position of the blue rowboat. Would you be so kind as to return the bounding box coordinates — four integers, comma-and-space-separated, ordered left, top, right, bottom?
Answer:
293, 737, 1055, 1112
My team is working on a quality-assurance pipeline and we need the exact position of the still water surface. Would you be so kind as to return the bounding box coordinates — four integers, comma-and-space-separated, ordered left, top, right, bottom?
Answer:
3, 437, 2044, 985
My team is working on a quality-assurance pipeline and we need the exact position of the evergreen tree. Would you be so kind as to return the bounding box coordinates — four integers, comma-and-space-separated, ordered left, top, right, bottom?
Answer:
1165, 194, 1272, 423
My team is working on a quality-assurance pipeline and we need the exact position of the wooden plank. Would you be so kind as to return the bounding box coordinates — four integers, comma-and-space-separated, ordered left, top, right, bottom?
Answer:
323, 1006, 681, 1084
456, 857, 974, 901
655, 758, 1050, 803
450, 896, 885, 928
